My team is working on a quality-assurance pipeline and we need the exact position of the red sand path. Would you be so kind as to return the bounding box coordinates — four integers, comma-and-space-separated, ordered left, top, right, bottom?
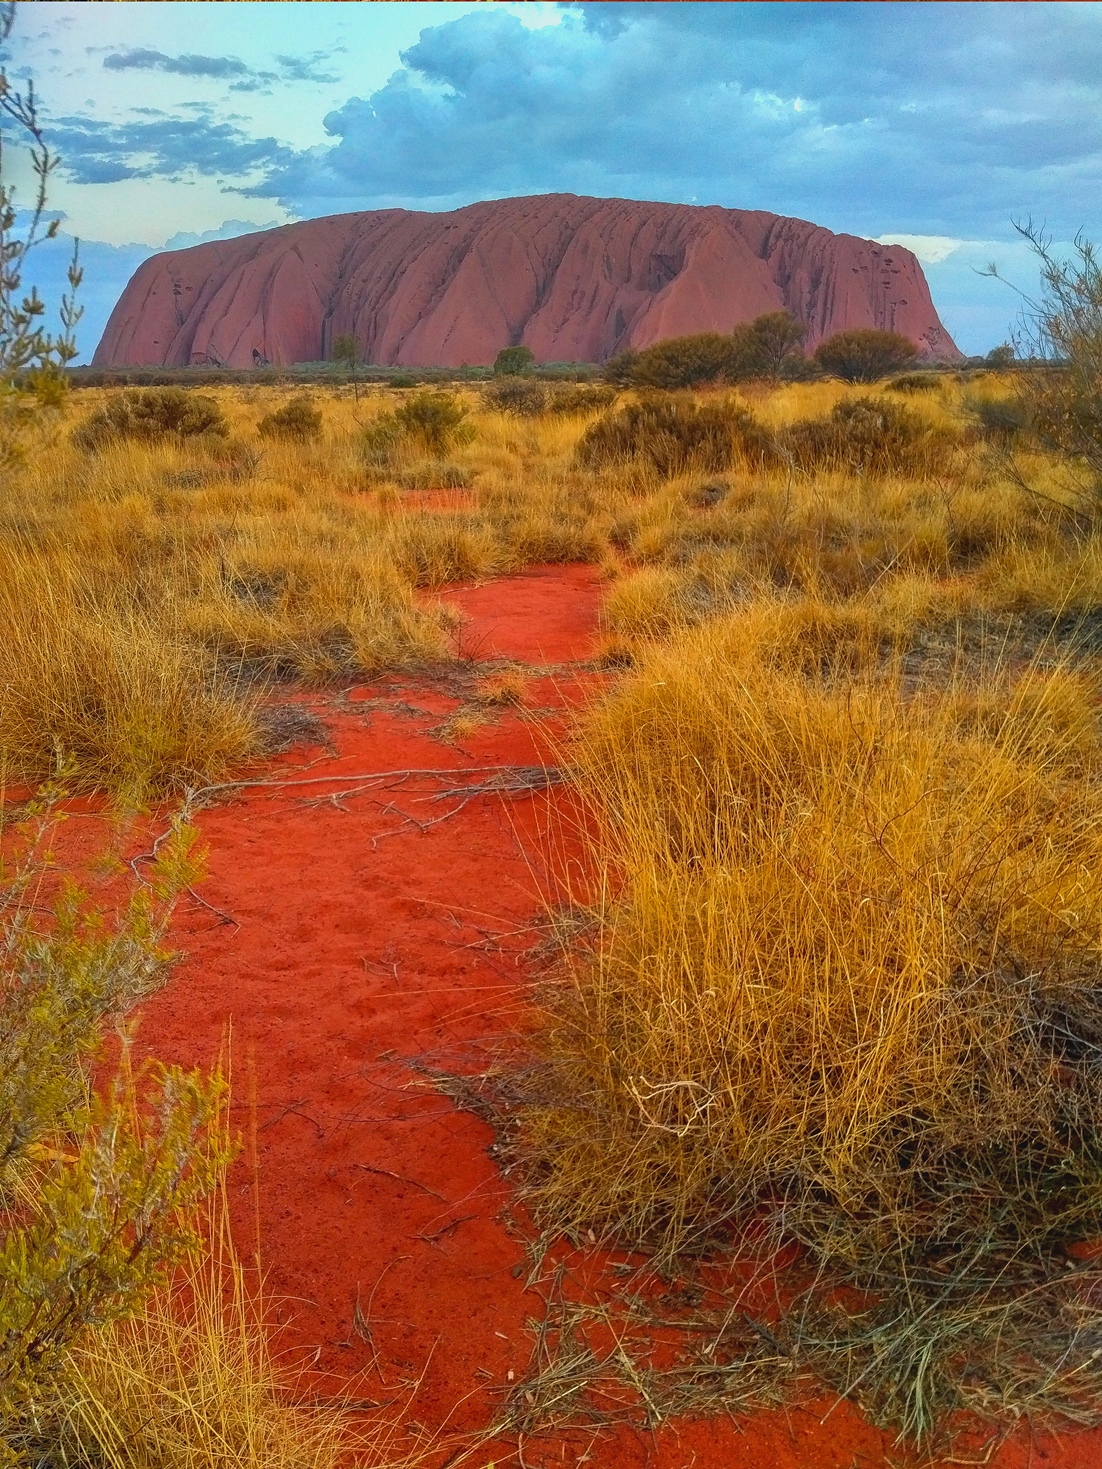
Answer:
123, 564, 1101, 1469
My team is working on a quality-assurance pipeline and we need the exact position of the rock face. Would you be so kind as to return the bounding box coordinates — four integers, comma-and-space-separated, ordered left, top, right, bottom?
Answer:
94, 194, 960, 369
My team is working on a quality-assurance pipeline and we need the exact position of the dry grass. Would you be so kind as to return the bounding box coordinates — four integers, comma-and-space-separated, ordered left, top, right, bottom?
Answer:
30, 1198, 431, 1469
11, 372, 1102, 1441
499, 600, 1102, 1438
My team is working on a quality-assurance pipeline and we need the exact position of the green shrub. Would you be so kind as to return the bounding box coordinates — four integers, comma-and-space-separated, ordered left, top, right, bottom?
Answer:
72, 389, 227, 451
394, 390, 474, 455
576, 395, 771, 477
629, 333, 744, 390
611, 314, 808, 390
814, 329, 920, 382
257, 395, 322, 442
493, 345, 536, 377
0, 799, 233, 1433
780, 396, 955, 476
729, 309, 807, 379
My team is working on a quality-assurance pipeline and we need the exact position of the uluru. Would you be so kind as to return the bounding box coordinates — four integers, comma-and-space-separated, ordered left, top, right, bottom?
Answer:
93, 193, 960, 369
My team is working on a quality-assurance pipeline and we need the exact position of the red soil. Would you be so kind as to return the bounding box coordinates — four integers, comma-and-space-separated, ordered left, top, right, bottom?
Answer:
39, 563, 1102, 1467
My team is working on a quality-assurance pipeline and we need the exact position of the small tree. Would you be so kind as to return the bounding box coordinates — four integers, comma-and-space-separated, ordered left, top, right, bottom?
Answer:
493, 344, 536, 377
331, 331, 360, 400
730, 310, 807, 379
814, 328, 919, 382
996, 223, 1102, 496
0, 2, 82, 471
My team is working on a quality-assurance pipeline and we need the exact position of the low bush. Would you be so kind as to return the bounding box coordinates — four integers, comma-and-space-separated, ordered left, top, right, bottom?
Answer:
629, 333, 744, 390
257, 395, 322, 442
363, 390, 474, 466
814, 328, 920, 382
1, 803, 234, 1439
575, 395, 771, 478
886, 372, 943, 394
493, 345, 536, 377
482, 378, 550, 416
547, 383, 617, 416
779, 396, 955, 477
72, 388, 227, 450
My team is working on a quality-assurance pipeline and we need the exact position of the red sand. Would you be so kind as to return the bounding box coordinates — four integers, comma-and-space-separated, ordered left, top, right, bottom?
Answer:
45, 564, 1102, 1466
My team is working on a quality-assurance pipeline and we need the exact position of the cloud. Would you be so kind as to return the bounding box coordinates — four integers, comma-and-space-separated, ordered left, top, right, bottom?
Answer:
51, 110, 297, 187
101, 47, 339, 92
876, 235, 964, 265
104, 49, 251, 80
242, 4, 1102, 239
163, 217, 280, 250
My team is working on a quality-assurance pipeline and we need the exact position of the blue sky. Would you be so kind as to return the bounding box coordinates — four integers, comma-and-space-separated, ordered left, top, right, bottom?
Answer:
6, 1, 1101, 362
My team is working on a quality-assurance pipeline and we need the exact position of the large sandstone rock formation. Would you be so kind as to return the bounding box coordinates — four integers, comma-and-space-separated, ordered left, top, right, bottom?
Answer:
94, 194, 960, 369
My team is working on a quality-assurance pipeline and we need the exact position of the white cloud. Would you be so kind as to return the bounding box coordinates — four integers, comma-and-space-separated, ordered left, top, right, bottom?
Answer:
876, 234, 965, 265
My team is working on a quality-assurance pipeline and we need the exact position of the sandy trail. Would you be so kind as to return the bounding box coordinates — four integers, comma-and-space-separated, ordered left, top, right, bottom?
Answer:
125, 564, 1102, 1469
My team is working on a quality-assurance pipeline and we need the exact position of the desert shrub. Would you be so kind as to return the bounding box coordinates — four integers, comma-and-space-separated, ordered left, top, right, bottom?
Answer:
985, 342, 1016, 368
482, 378, 550, 416
546, 383, 617, 416
0, 804, 234, 1436
256, 395, 321, 442
624, 315, 808, 390
603, 350, 639, 387
814, 328, 920, 382
575, 395, 772, 478
493, 344, 536, 377
72, 389, 227, 451
779, 396, 955, 477
629, 333, 744, 390
729, 309, 807, 379
389, 390, 474, 457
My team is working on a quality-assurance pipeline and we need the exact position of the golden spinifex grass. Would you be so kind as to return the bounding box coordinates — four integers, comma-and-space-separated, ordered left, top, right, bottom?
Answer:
4, 371, 1100, 802
42, 1211, 428, 1469
506, 601, 1102, 1431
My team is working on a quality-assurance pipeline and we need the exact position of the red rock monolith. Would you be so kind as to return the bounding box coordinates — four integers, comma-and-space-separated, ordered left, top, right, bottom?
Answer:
94, 194, 960, 368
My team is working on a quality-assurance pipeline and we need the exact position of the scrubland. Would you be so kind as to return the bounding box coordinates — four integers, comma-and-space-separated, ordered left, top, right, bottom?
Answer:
7, 368, 1102, 1454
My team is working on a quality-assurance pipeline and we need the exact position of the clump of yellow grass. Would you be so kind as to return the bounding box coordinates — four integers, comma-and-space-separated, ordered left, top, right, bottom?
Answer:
0, 547, 257, 800
35, 1203, 430, 1469
520, 600, 1102, 1276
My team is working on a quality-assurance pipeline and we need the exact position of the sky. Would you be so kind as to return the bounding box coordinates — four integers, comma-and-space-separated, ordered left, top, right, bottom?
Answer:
5, 1, 1101, 362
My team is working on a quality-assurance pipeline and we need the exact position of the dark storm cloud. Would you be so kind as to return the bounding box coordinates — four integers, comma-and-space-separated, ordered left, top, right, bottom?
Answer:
247, 2, 1102, 239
